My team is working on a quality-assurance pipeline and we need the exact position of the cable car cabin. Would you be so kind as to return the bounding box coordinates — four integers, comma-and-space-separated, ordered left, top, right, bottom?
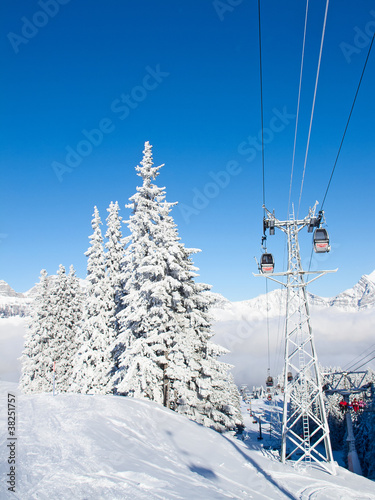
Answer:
260, 253, 274, 273
287, 372, 293, 382
313, 228, 330, 253
266, 376, 274, 387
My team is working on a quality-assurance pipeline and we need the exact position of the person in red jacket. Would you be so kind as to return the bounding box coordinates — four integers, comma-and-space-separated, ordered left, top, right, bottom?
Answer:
352, 398, 359, 413
339, 400, 348, 412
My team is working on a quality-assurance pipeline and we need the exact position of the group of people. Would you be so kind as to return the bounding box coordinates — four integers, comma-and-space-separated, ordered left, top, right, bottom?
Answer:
339, 398, 365, 413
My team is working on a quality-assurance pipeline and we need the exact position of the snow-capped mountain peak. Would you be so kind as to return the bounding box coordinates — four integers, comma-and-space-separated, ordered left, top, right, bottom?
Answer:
0, 280, 24, 298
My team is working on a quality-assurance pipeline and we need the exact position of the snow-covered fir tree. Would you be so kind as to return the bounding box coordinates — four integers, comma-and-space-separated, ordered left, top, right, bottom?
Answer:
112, 141, 242, 431
112, 145, 176, 404
21, 266, 82, 394
71, 207, 116, 394
20, 270, 54, 393
105, 201, 123, 334
49, 264, 81, 392
67, 264, 83, 337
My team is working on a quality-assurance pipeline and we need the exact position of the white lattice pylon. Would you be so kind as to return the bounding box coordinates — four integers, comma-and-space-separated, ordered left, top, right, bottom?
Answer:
255, 203, 336, 473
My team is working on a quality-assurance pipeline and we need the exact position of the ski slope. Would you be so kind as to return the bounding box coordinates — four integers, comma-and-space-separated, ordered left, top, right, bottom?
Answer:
1, 381, 374, 500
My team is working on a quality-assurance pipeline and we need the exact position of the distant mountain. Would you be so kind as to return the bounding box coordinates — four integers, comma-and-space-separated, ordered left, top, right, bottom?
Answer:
0, 280, 24, 298
1, 272, 375, 319
0, 280, 32, 318
309, 272, 375, 311
209, 271, 375, 319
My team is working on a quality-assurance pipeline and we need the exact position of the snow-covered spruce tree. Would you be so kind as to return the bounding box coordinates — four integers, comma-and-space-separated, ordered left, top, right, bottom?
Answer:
67, 264, 83, 338
105, 201, 123, 334
20, 270, 54, 393
71, 207, 115, 394
157, 200, 242, 430
48, 264, 81, 393
21, 266, 83, 393
112, 144, 174, 404
112, 141, 242, 431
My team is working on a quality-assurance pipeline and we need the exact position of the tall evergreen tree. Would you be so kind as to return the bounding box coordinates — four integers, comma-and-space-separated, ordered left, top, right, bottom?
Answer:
49, 264, 81, 392
67, 264, 83, 338
113, 144, 173, 403
21, 265, 82, 393
112, 142, 242, 431
105, 201, 123, 335
20, 270, 54, 393
71, 207, 115, 394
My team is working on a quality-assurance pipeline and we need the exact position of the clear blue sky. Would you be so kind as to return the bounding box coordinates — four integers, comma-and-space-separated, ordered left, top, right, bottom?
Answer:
1, 0, 374, 301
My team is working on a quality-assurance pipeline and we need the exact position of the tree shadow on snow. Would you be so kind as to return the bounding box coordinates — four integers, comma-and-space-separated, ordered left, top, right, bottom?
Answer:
221, 435, 297, 500
189, 465, 218, 480
165, 430, 218, 481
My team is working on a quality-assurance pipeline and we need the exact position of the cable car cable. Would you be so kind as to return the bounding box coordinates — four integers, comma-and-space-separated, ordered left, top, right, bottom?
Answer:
346, 348, 375, 372
266, 278, 271, 373
273, 235, 288, 376
257, 1, 272, 383
288, 0, 309, 216
350, 353, 375, 372
321, 31, 375, 211
297, 0, 330, 218
343, 343, 375, 371
258, 0, 265, 212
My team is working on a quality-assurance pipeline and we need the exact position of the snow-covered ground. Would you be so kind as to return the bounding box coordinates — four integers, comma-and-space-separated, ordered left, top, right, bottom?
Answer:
1, 274, 375, 498
1, 381, 375, 500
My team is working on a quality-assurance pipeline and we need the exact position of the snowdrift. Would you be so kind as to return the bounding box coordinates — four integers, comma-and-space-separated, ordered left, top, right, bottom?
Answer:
1, 382, 375, 500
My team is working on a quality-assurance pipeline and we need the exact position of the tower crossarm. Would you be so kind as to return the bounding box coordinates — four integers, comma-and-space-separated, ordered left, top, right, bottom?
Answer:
262, 202, 320, 234
322, 371, 369, 394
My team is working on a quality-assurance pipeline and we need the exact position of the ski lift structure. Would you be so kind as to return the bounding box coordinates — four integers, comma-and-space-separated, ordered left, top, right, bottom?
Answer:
258, 209, 331, 274
322, 370, 373, 476
254, 202, 337, 472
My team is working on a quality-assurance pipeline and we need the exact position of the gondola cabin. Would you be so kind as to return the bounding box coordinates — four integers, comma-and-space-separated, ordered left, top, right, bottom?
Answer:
260, 253, 274, 273
266, 376, 274, 387
313, 228, 330, 253
287, 372, 293, 382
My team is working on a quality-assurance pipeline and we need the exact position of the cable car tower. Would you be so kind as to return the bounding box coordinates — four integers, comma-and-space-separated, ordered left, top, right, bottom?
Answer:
255, 201, 337, 473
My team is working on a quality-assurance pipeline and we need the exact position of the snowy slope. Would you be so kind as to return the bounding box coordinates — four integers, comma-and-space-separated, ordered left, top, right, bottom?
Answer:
1, 381, 374, 500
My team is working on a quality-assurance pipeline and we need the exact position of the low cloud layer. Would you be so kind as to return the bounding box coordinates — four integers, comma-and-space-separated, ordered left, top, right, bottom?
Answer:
1, 305, 374, 390
212, 305, 375, 388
